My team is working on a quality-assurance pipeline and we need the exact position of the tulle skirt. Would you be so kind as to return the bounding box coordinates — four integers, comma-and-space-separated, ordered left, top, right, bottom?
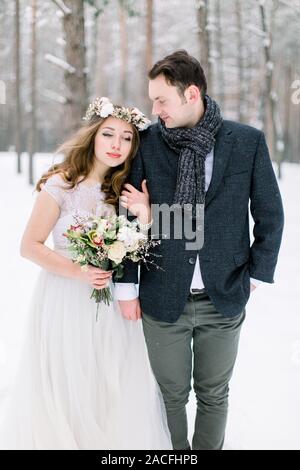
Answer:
0, 269, 172, 450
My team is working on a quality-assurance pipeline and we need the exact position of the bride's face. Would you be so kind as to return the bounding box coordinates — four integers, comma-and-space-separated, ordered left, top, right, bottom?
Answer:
94, 116, 134, 168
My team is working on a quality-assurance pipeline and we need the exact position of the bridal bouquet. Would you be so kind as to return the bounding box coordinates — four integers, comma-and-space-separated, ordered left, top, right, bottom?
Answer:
64, 214, 160, 320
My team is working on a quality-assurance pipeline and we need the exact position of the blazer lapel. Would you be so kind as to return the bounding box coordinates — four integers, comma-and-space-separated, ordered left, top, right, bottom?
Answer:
205, 123, 234, 208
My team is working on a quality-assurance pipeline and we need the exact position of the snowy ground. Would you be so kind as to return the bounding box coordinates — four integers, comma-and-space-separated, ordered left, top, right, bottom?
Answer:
0, 151, 299, 450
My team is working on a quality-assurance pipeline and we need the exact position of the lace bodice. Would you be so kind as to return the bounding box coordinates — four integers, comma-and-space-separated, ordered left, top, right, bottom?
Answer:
41, 174, 115, 254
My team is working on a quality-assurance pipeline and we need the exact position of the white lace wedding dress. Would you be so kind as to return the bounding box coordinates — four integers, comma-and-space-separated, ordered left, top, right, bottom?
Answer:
0, 174, 172, 450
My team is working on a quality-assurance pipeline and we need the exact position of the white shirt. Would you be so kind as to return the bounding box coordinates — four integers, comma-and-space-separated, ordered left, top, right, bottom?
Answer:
114, 148, 261, 300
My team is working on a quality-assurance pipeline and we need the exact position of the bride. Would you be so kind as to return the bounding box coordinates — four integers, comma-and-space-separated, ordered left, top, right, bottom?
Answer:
0, 97, 172, 450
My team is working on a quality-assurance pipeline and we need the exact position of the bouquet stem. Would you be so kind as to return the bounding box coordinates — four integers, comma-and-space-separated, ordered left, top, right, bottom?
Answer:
91, 287, 113, 321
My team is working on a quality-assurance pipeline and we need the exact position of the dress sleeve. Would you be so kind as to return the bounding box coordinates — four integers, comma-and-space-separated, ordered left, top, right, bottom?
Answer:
41, 174, 66, 207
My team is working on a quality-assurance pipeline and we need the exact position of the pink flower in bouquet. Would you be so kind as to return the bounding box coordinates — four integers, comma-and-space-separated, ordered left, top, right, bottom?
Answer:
91, 234, 104, 247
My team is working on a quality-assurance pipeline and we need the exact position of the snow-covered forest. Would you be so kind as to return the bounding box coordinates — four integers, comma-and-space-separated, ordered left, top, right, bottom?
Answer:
0, 0, 299, 451
0, 0, 300, 182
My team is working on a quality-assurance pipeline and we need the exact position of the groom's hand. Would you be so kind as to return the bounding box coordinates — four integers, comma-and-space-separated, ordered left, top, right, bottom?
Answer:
118, 298, 141, 321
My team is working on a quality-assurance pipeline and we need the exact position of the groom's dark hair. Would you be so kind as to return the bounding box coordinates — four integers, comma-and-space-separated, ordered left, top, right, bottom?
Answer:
148, 50, 207, 100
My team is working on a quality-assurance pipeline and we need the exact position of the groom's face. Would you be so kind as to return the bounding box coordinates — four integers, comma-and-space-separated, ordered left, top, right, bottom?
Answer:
148, 74, 194, 128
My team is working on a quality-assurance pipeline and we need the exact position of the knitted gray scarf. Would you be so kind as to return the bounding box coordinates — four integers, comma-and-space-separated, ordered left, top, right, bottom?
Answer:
158, 95, 223, 210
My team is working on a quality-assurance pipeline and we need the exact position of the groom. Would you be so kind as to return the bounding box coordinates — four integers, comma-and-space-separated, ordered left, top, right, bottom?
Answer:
114, 50, 284, 450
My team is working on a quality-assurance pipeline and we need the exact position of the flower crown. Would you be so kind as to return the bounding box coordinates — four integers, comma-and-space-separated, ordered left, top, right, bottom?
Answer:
83, 97, 151, 131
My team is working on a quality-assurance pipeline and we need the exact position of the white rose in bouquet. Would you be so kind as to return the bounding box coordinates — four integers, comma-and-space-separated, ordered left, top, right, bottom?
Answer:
107, 241, 127, 265
117, 225, 147, 252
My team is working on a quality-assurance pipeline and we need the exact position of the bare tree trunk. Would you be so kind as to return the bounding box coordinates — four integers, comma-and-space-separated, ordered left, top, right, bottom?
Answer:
146, 0, 153, 72
196, 0, 211, 92
259, 2, 284, 179
63, 0, 87, 135
28, 0, 37, 186
235, 0, 247, 123
257, 62, 268, 131
88, 12, 98, 98
215, 0, 224, 109
144, 0, 153, 115
118, 1, 128, 102
284, 63, 292, 162
290, 64, 299, 163
15, 0, 22, 173
95, 13, 109, 97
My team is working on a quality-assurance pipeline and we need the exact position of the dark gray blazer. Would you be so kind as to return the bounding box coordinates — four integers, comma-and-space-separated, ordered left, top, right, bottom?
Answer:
116, 120, 284, 323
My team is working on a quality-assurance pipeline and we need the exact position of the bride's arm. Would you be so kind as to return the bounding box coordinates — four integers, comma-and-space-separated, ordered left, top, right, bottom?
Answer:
20, 192, 112, 288
20, 191, 83, 279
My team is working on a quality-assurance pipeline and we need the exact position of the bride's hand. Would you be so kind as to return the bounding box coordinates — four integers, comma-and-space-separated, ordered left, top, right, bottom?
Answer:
120, 180, 151, 222
79, 265, 112, 290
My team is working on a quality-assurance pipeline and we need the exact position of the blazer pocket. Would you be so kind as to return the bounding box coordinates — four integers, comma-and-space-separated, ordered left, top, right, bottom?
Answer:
224, 170, 249, 179
233, 251, 249, 266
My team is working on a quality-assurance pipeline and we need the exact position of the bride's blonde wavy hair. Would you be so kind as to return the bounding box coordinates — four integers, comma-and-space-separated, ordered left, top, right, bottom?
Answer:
36, 112, 140, 208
